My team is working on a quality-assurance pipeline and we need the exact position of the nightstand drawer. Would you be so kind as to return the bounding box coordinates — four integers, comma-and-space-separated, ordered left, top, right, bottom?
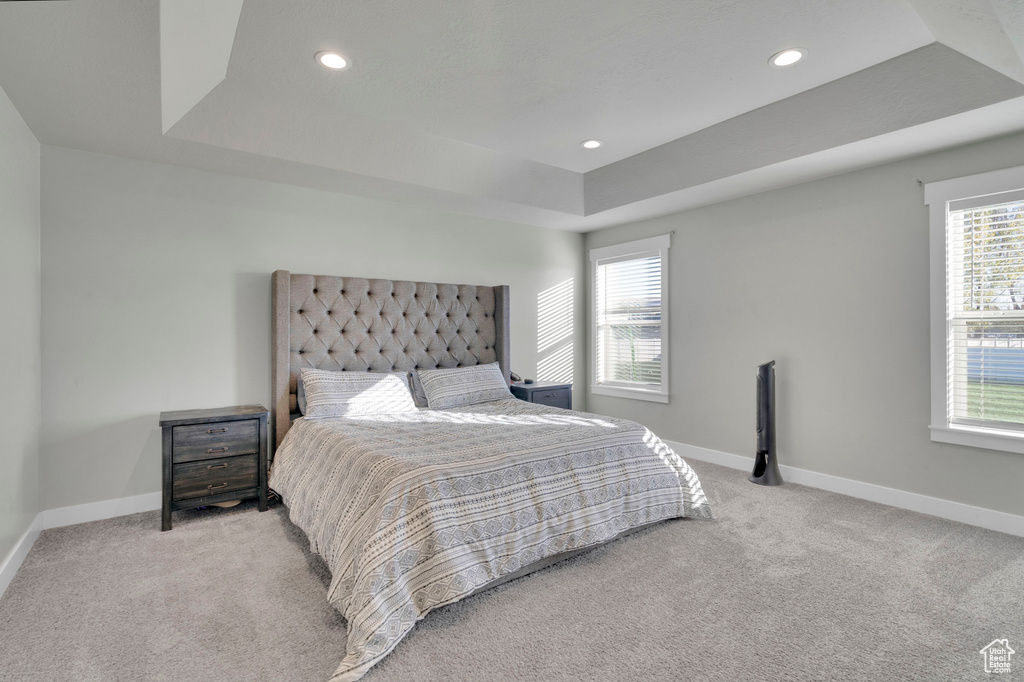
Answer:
171, 419, 259, 463
510, 382, 573, 410
532, 388, 571, 409
172, 454, 259, 501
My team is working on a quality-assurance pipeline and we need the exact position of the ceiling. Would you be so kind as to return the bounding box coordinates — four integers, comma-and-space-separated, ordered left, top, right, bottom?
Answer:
2, 0, 1024, 232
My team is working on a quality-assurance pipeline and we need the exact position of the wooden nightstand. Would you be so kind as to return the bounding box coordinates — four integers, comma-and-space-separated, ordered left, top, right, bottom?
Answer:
510, 381, 572, 410
159, 405, 269, 531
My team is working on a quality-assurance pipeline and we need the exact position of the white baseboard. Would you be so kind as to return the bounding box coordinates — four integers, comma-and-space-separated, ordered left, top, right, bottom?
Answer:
37, 491, 161, 531
0, 518, 41, 599
0, 491, 162, 600
5, 444, 1024, 599
667, 440, 1024, 538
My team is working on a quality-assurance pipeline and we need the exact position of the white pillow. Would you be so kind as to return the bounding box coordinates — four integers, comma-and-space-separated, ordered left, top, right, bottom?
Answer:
417, 362, 511, 410
300, 368, 417, 418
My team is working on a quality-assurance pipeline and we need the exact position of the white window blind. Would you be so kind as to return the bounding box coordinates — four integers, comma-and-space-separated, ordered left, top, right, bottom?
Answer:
947, 191, 1024, 431
590, 234, 669, 402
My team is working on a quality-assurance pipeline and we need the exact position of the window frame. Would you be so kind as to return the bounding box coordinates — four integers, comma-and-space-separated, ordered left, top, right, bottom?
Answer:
925, 165, 1024, 455
589, 234, 670, 403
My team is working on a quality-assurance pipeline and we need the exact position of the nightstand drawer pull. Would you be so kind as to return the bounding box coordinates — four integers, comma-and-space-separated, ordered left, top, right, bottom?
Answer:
207, 463, 229, 470
544, 393, 556, 397
207, 428, 228, 433
207, 483, 229, 490
207, 447, 229, 454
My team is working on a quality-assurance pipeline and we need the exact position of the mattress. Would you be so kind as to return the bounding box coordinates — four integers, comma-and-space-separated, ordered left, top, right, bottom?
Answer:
269, 398, 713, 681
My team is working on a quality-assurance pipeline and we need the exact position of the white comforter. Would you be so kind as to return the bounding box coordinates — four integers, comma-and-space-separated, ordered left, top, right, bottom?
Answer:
269, 398, 713, 681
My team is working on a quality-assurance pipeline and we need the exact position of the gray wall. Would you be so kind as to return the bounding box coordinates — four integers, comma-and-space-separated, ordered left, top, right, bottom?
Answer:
39, 146, 585, 510
29, 126, 1024, 520
0, 85, 40, 561
586, 130, 1024, 518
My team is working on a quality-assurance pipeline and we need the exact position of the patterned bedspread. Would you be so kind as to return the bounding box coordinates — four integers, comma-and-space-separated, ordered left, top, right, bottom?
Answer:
269, 398, 713, 681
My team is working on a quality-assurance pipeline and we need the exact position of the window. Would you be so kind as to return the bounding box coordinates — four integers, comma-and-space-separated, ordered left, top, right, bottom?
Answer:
926, 166, 1024, 454
590, 234, 670, 403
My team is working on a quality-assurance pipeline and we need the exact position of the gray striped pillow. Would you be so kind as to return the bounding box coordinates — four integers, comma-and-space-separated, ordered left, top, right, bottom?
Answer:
406, 371, 429, 408
300, 369, 417, 418
418, 362, 511, 410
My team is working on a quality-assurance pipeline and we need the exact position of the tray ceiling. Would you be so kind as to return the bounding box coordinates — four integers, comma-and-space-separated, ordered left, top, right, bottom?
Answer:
1, 0, 1024, 231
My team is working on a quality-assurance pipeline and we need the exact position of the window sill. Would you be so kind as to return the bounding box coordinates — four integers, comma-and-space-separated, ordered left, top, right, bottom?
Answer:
930, 424, 1024, 455
591, 385, 669, 403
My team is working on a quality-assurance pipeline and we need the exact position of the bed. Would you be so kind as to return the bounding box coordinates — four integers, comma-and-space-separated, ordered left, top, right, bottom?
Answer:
268, 270, 713, 682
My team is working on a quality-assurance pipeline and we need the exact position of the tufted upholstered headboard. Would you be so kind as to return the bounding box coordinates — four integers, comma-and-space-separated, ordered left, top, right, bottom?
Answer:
271, 270, 510, 449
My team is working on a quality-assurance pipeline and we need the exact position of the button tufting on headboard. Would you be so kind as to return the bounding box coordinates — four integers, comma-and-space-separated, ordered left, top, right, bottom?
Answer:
271, 271, 510, 450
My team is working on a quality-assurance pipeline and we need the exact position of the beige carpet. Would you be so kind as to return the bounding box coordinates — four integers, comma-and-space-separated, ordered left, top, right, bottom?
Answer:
1, 460, 1022, 682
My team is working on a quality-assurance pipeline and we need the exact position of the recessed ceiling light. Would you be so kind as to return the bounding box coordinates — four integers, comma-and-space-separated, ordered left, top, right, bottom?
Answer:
769, 48, 806, 67
581, 139, 603, 149
316, 51, 350, 70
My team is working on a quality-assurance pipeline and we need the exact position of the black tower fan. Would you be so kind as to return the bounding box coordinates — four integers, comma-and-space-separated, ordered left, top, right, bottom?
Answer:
750, 360, 783, 486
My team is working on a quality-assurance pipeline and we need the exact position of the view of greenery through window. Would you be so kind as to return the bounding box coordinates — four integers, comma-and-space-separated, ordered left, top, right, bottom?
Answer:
955, 199, 1024, 426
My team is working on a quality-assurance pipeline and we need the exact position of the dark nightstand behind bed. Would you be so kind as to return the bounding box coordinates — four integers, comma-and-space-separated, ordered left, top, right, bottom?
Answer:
510, 381, 572, 410
159, 405, 269, 531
